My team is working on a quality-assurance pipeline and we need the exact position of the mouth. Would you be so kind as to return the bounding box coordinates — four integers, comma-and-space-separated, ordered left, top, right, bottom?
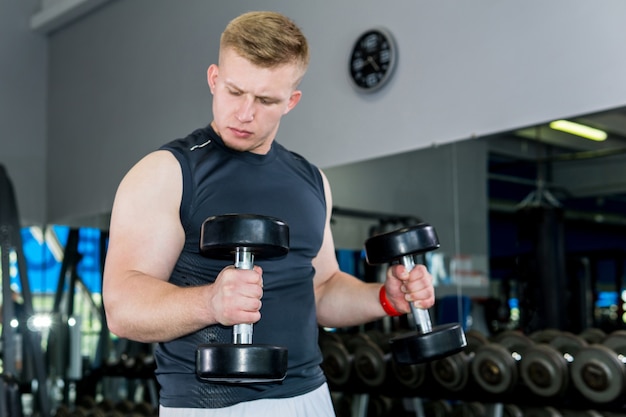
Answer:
228, 126, 253, 138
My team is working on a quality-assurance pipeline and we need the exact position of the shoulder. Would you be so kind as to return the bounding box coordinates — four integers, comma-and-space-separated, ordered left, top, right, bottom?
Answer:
117, 150, 182, 199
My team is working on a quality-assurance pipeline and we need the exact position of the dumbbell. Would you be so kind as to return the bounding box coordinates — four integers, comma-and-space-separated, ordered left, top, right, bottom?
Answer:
353, 329, 424, 391
364, 223, 467, 364
390, 358, 427, 391
520, 330, 587, 398
570, 330, 626, 404
351, 330, 391, 388
423, 400, 452, 417
319, 330, 355, 389
449, 402, 486, 417
521, 406, 563, 417
471, 330, 533, 394
578, 327, 606, 345
430, 329, 489, 392
196, 214, 289, 383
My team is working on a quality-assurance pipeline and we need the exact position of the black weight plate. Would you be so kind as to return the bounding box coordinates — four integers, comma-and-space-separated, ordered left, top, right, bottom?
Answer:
196, 344, 288, 383
466, 329, 489, 352
503, 404, 524, 417
200, 214, 289, 260
364, 223, 440, 265
391, 361, 426, 389
522, 407, 562, 417
529, 329, 563, 344
430, 351, 470, 391
602, 330, 626, 355
570, 344, 626, 403
494, 330, 533, 352
520, 344, 568, 397
578, 328, 607, 345
451, 402, 485, 417
549, 332, 587, 356
424, 400, 452, 417
353, 338, 388, 387
471, 343, 518, 394
390, 323, 466, 365
319, 334, 353, 387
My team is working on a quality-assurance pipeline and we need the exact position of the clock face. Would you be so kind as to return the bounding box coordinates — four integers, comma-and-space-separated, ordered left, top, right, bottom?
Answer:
349, 28, 397, 92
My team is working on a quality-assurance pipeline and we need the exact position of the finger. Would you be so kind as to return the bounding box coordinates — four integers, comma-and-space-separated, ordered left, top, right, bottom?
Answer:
406, 286, 435, 309
389, 264, 409, 281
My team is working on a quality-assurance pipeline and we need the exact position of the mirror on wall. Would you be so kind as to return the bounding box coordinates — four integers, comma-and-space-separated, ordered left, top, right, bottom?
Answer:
482, 105, 626, 333
326, 105, 626, 333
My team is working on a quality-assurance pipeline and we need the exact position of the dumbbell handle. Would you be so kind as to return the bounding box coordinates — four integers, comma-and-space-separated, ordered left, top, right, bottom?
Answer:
233, 248, 254, 344
400, 254, 433, 334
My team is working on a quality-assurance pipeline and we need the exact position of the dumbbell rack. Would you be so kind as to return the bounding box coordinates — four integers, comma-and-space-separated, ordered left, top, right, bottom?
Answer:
321, 326, 626, 417
0, 165, 52, 417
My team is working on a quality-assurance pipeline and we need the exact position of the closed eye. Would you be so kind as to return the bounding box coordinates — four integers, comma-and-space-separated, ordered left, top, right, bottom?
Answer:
258, 97, 279, 105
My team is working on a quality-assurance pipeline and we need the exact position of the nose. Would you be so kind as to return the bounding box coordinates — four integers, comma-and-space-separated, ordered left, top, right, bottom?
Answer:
236, 95, 255, 123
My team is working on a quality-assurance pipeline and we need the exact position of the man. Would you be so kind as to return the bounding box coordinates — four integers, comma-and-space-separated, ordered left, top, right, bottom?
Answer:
103, 11, 434, 416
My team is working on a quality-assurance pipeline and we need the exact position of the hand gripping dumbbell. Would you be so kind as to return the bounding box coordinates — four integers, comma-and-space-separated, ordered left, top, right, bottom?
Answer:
364, 223, 467, 364
196, 214, 289, 383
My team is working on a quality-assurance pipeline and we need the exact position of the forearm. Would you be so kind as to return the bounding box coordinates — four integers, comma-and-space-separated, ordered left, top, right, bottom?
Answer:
315, 271, 387, 328
103, 271, 215, 343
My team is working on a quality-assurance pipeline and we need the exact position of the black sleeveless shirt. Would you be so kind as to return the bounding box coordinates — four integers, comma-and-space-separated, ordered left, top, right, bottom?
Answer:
154, 125, 328, 408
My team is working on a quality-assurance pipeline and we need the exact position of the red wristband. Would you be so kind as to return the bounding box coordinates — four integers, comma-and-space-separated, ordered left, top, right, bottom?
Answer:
379, 286, 402, 317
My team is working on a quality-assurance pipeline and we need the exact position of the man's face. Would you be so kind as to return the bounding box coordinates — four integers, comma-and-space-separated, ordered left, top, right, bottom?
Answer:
207, 48, 303, 154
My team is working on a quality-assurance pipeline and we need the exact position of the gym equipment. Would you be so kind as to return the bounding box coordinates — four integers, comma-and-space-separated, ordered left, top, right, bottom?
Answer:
529, 329, 563, 344
521, 406, 562, 417
503, 404, 524, 417
570, 330, 626, 404
0, 374, 22, 417
423, 400, 452, 417
352, 331, 390, 388
319, 330, 354, 389
390, 359, 426, 391
0, 165, 51, 416
520, 331, 587, 398
430, 329, 488, 392
449, 401, 485, 417
364, 223, 467, 364
196, 214, 289, 383
471, 330, 533, 394
353, 330, 423, 390
578, 328, 606, 345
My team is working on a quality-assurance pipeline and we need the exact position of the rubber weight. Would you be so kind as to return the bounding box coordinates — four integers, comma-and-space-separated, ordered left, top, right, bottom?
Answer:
570, 330, 626, 403
196, 214, 289, 383
364, 223, 467, 364
471, 330, 533, 394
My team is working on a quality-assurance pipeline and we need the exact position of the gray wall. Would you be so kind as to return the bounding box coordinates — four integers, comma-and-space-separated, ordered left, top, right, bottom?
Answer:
326, 139, 488, 258
43, 0, 626, 227
3, 0, 626, 240
0, 0, 47, 225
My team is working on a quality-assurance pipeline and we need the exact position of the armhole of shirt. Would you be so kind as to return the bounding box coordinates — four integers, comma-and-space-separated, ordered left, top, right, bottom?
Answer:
163, 147, 194, 226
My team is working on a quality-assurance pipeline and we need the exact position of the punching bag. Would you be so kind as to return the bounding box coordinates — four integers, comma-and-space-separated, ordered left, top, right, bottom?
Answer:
516, 203, 568, 331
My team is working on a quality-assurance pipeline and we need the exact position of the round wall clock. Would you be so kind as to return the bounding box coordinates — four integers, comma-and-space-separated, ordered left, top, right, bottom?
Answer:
348, 27, 397, 92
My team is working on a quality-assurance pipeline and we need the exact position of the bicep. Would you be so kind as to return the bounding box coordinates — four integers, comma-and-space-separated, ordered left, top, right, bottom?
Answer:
104, 151, 185, 284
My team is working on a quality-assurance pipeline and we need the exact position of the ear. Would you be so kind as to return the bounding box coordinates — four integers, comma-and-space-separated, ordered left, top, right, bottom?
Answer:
207, 64, 218, 93
284, 90, 302, 115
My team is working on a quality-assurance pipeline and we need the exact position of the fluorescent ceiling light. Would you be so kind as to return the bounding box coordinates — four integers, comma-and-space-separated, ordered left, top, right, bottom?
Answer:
549, 120, 607, 141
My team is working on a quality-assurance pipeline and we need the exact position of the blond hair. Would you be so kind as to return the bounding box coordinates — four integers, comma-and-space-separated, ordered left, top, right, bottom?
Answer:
220, 11, 310, 85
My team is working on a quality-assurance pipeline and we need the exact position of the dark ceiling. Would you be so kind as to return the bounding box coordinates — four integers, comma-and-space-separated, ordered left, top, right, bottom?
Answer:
485, 105, 626, 225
